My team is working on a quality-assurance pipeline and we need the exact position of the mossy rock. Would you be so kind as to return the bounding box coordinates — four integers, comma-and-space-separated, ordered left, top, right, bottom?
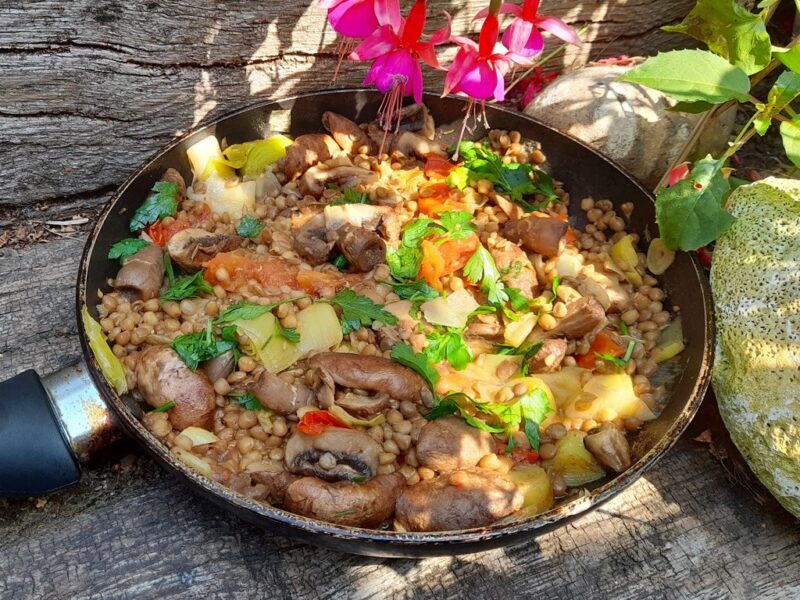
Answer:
711, 177, 800, 517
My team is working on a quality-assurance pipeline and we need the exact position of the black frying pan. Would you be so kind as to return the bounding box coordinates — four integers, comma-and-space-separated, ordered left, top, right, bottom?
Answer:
0, 89, 713, 557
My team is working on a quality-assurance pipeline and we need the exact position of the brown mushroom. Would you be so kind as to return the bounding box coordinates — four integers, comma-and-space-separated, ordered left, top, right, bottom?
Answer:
114, 244, 164, 301
324, 203, 400, 242
300, 164, 379, 196
250, 470, 300, 504
281, 134, 341, 181
335, 392, 391, 416
390, 131, 447, 159
293, 213, 335, 265
548, 296, 607, 339
395, 469, 523, 531
135, 346, 216, 430
284, 427, 381, 482
322, 111, 374, 154
503, 215, 568, 258
527, 338, 568, 373
336, 224, 386, 272
308, 352, 434, 407
489, 240, 539, 297
416, 416, 497, 472
284, 473, 404, 528
167, 228, 242, 272
248, 370, 314, 416
200, 350, 236, 383
584, 423, 632, 473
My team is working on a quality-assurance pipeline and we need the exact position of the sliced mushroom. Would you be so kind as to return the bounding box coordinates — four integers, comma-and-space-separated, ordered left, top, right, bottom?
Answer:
397, 103, 435, 139
285, 473, 404, 528
527, 338, 567, 374
584, 423, 632, 473
336, 224, 386, 272
135, 346, 216, 430
293, 212, 335, 265
200, 350, 236, 383
395, 469, 523, 532
250, 470, 300, 504
281, 134, 341, 181
466, 320, 503, 340
548, 296, 608, 340
249, 370, 314, 416
489, 240, 538, 297
167, 228, 243, 272
390, 131, 447, 159
324, 203, 399, 242
308, 352, 434, 407
114, 244, 164, 301
300, 165, 379, 196
284, 427, 381, 482
335, 391, 391, 416
322, 111, 374, 155
577, 266, 631, 314
416, 416, 497, 472
503, 215, 568, 258
160, 167, 187, 198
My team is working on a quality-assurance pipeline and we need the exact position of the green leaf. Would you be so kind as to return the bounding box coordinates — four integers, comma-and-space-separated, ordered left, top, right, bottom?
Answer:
324, 289, 398, 334
215, 297, 304, 324
390, 342, 440, 392
129, 181, 180, 232
780, 116, 800, 168
236, 215, 264, 239
775, 46, 800, 75
425, 327, 473, 370
161, 270, 214, 301
152, 400, 176, 413
172, 325, 237, 370
229, 391, 266, 411
463, 244, 509, 305
108, 238, 149, 265
667, 100, 715, 114
384, 278, 440, 303
402, 218, 442, 248
438, 210, 477, 241
275, 321, 300, 343
662, 0, 771, 75
425, 395, 460, 420
329, 187, 370, 206
331, 254, 349, 270
619, 49, 751, 104
446, 166, 470, 190
754, 71, 800, 136
523, 417, 541, 451
655, 155, 735, 251
386, 245, 423, 281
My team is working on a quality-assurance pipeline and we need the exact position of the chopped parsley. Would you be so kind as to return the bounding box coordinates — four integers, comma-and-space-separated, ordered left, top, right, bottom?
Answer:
619, 322, 630, 336
215, 297, 305, 324
172, 321, 237, 370
390, 342, 440, 392
597, 340, 636, 370
228, 390, 266, 411
129, 181, 180, 232
161, 270, 214, 301
275, 321, 300, 343
329, 187, 370, 206
384, 278, 440, 303
551, 274, 561, 298
424, 327, 473, 371
324, 289, 398, 334
331, 254, 349, 271
438, 211, 477, 241
236, 215, 264, 240
152, 400, 176, 413
493, 341, 543, 376
108, 238, 150, 265
463, 244, 509, 305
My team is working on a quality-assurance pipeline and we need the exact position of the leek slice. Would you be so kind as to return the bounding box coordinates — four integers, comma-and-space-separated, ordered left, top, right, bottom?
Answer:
81, 306, 128, 395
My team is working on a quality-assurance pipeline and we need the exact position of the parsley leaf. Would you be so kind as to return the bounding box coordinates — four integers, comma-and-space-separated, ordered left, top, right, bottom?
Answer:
331, 254, 349, 270
161, 270, 214, 301
236, 215, 264, 239
551, 275, 561, 298
215, 297, 305, 324
425, 327, 473, 370
329, 187, 370, 206
491, 341, 542, 376
402, 218, 443, 247
172, 322, 237, 370
324, 289, 398, 334
438, 211, 476, 241
229, 390, 266, 411
596, 340, 636, 370
387, 245, 423, 281
384, 279, 440, 303
276, 321, 300, 343
463, 244, 509, 305
390, 342, 440, 392
425, 394, 460, 420
164, 253, 176, 286
619, 322, 630, 336
108, 239, 150, 265
130, 181, 180, 232
152, 400, 175, 413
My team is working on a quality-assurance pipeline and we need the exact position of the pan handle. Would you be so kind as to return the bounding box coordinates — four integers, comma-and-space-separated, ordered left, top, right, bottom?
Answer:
0, 359, 123, 497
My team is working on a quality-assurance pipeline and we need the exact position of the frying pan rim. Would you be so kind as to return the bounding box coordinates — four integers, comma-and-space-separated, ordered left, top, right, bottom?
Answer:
75, 87, 714, 548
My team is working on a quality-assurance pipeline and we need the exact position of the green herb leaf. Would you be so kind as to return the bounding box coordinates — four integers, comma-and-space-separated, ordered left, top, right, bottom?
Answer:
523, 417, 541, 450
152, 400, 176, 413
438, 211, 477, 241
505, 287, 530, 314
463, 244, 509, 305
425, 327, 474, 371
402, 218, 443, 248
276, 322, 300, 343
755, 71, 800, 136
161, 270, 214, 302
164, 253, 176, 287
551, 274, 561, 298
351, 476, 368, 484
386, 245, 423, 281
331, 254, 349, 271
619, 49, 751, 104
229, 390, 266, 411
324, 289, 398, 334
108, 238, 150, 265
130, 181, 180, 232
518, 342, 544, 377
780, 116, 800, 168
661, 0, 771, 75
390, 342, 440, 392
329, 187, 370, 206
216, 297, 304, 324
385, 278, 440, 303
596, 340, 636, 370
775, 46, 800, 75
220, 324, 242, 361
172, 326, 237, 370
236, 215, 264, 239
619, 321, 630, 336
425, 395, 460, 420
519, 387, 553, 425
655, 155, 735, 250
446, 166, 470, 190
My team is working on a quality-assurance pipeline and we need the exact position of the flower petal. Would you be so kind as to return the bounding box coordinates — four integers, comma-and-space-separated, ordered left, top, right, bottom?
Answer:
375, 0, 402, 28
492, 66, 506, 102
473, 3, 522, 19
450, 35, 478, 51
536, 16, 582, 46
427, 11, 452, 45
442, 48, 475, 96
458, 58, 500, 101
366, 48, 417, 94
408, 60, 424, 103
416, 42, 441, 70
329, 0, 380, 37
501, 17, 534, 55
319, 0, 346, 9
350, 26, 399, 60
521, 28, 544, 56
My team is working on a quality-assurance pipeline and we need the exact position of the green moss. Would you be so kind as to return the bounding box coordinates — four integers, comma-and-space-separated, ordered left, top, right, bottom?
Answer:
711, 177, 800, 517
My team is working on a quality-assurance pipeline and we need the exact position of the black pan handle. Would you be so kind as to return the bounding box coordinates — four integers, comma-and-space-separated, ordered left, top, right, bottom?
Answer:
0, 370, 81, 496
0, 360, 123, 497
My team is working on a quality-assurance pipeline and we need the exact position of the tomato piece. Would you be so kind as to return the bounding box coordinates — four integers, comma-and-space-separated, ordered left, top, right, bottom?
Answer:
511, 447, 540, 464
146, 222, 166, 246
418, 196, 469, 216
575, 330, 625, 370
418, 239, 446, 291
160, 220, 189, 244
438, 234, 480, 274
424, 154, 456, 178
298, 410, 349, 436
296, 269, 344, 295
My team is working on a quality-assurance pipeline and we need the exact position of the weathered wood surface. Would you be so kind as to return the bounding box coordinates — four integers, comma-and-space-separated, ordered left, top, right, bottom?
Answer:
1, 0, 693, 221
2, 234, 800, 600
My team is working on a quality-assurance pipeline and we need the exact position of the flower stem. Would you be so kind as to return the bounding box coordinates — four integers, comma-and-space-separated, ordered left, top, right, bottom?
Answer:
721, 113, 758, 163
505, 25, 588, 95
489, 0, 502, 16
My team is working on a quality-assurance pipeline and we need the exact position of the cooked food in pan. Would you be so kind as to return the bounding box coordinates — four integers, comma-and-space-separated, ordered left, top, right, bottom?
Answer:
89, 104, 684, 531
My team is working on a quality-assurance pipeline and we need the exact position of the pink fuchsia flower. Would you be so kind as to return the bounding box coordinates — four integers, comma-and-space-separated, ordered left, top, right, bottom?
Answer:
320, 0, 379, 38
477, 0, 581, 58
350, 0, 450, 128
